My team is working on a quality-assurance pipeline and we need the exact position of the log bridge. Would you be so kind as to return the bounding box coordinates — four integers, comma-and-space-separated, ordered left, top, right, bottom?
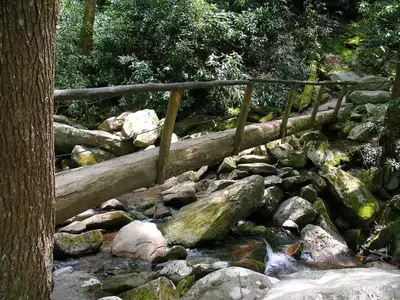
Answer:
54, 78, 358, 225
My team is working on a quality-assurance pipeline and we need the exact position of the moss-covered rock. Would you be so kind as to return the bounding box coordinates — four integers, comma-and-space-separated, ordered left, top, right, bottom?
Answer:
354, 168, 383, 193
82, 211, 133, 230
268, 143, 307, 168
119, 277, 179, 300
319, 164, 379, 226
54, 230, 103, 258
306, 141, 349, 167
101, 273, 146, 294
347, 122, 378, 142
298, 60, 317, 111
160, 176, 264, 247
260, 186, 284, 215
176, 274, 195, 297
217, 157, 237, 173
150, 260, 193, 284
313, 198, 344, 243
71, 145, 116, 166
282, 172, 327, 193
349, 90, 391, 105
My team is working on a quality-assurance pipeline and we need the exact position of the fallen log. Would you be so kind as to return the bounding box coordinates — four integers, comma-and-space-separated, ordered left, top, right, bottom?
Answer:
56, 109, 337, 224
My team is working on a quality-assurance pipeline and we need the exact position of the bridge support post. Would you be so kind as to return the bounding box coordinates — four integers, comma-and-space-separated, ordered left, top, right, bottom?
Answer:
310, 84, 326, 126
333, 85, 348, 120
233, 84, 254, 155
156, 90, 182, 184
280, 84, 298, 138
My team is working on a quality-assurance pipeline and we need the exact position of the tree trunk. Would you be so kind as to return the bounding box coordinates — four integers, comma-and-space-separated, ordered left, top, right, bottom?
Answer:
0, 1, 59, 299
80, 0, 96, 55
391, 60, 400, 100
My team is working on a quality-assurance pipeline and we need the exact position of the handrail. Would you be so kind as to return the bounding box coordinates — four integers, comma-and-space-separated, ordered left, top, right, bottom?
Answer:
53, 78, 359, 101
54, 77, 360, 184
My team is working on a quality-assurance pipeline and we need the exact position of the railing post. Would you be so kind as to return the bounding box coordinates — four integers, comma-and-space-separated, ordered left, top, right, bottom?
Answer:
333, 85, 348, 120
280, 84, 298, 138
233, 84, 254, 155
156, 91, 182, 184
310, 84, 326, 126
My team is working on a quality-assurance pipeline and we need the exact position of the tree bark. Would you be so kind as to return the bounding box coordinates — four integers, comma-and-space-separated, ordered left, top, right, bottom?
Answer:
0, 1, 59, 299
80, 0, 96, 55
391, 60, 400, 100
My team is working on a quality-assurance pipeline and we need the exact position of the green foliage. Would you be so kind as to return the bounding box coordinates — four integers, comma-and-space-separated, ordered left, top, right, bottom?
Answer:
55, 0, 340, 123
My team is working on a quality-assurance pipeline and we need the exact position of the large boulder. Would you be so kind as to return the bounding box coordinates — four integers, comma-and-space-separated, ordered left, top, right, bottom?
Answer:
119, 277, 179, 300
182, 267, 273, 300
54, 122, 134, 156
349, 90, 390, 105
350, 75, 392, 92
301, 225, 358, 267
264, 268, 400, 300
121, 109, 161, 147
54, 230, 103, 258
111, 221, 167, 262
273, 196, 317, 228
319, 164, 379, 226
160, 176, 264, 247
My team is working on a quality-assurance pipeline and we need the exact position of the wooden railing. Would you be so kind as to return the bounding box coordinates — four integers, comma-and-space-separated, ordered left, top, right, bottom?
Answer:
54, 78, 357, 184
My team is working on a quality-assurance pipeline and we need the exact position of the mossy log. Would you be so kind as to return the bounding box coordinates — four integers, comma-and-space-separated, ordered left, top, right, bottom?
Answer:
56, 109, 338, 224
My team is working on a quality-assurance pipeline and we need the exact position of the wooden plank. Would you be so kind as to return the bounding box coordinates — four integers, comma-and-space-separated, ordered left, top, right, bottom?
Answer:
233, 84, 254, 155
157, 91, 182, 184
333, 85, 348, 120
310, 84, 326, 125
280, 84, 298, 138
55, 108, 340, 224
54, 80, 359, 102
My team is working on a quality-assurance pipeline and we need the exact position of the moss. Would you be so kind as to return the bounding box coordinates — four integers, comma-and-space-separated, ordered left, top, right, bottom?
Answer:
120, 277, 179, 300
176, 274, 195, 296
354, 168, 382, 192
299, 60, 317, 111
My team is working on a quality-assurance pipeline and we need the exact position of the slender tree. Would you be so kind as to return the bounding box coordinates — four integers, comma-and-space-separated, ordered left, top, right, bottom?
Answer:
80, 0, 97, 55
0, 1, 59, 299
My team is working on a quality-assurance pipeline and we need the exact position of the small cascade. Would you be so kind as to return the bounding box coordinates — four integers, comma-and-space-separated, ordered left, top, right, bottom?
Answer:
263, 239, 297, 278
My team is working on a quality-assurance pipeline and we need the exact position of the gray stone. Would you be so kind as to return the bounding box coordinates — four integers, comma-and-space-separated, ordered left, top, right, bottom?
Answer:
352, 75, 392, 91
264, 268, 400, 300
217, 157, 237, 173
237, 155, 273, 164
71, 145, 116, 167
53, 267, 74, 278
263, 175, 282, 187
273, 197, 317, 228
119, 277, 179, 299
152, 246, 188, 265
82, 211, 133, 230
153, 204, 172, 219
162, 181, 198, 208
51, 270, 98, 300
301, 225, 358, 267
282, 220, 299, 232
192, 261, 229, 279
349, 90, 390, 104
347, 122, 377, 142
228, 169, 249, 180
260, 186, 284, 215
268, 143, 307, 168
202, 180, 236, 196
101, 273, 146, 294
58, 221, 87, 234
54, 230, 103, 258
160, 176, 265, 247
282, 172, 327, 193
328, 71, 361, 83
100, 199, 126, 211
182, 267, 273, 300
98, 116, 124, 132
111, 221, 167, 262
300, 185, 317, 203
237, 163, 278, 175
150, 260, 193, 284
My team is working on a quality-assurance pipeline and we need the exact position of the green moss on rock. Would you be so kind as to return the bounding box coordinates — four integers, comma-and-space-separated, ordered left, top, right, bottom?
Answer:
120, 277, 179, 300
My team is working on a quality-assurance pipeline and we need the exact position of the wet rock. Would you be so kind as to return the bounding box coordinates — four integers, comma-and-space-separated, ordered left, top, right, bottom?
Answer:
101, 273, 146, 294
237, 163, 278, 175
119, 277, 179, 300
282, 172, 327, 193
349, 90, 390, 104
273, 196, 317, 228
54, 230, 103, 258
82, 211, 133, 230
301, 225, 358, 267
319, 164, 379, 226
162, 182, 198, 208
152, 246, 188, 265
313, 198, 343, 243
237, 155, 273, 164
160, 176, 264, 247
121, 109, 161, 147
58, 221, 87, 234
217, 157, 237, 173
182, 267, 273, 300
268, 143, 307, 168
150, 260, 193, 284
347, 122, 377, 142
260, 186, 284, 216
264, 268, 400, 300
71, 145, 116, 167
300, 185, 317, 203
264, 175, 282, 187
54, 122, 134, 156
153, 204, 172, 219
111, 221, 167, 262
192, 261, 229, 279
100, 199, 126, 211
